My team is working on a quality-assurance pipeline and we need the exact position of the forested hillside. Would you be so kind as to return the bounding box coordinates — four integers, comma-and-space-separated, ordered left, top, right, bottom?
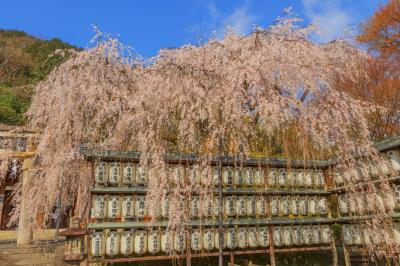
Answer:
0, 29, 78, 125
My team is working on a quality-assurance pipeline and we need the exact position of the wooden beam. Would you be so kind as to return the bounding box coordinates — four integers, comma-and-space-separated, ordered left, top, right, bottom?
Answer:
268, 226, 276, 266
89, 246, 331, 263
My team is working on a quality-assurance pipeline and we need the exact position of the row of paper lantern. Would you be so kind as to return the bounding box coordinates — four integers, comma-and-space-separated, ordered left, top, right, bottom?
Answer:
90, 225, 332, 257
342, 224, 400, 246
91, 194, 329, 220
270, 196, 328, 216
333, 151, 400, 187
94, 162, 326, 189
337, 193, 397, 216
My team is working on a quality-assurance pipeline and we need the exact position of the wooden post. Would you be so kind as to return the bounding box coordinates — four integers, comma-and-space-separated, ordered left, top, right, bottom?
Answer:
343, 242, 351, 266
331, 236, 338, 266
186, 227, 191, 266
230, 252, 234, 266
217, 138, 224, 266
268, 226, 276, 266
16, 157, 33, 245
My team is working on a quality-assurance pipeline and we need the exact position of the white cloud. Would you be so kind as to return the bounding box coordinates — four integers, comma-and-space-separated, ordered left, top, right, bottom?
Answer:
302, 0, 355, 42
208, 2, 256, 38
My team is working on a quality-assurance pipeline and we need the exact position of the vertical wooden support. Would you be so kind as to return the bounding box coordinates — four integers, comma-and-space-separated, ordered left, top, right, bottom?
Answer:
186, 227, 191, 266
343, 242, 351, 266
16, 157, 33, 245
217, 141, 224, 266
268, 226, 276, 266
331, 236, 338, 266
230, 252, 234, 266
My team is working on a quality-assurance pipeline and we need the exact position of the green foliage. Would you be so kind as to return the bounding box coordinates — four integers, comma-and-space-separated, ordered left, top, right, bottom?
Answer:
0, 29, 79, 125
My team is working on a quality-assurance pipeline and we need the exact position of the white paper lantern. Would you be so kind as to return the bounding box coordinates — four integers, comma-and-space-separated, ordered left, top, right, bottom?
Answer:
174, 231, 186, 252
267, 169, 277, 187
236, 196, 247, 216
280, 197, 291, 216
299, 197, 308, 215
292, 226, 302, 245
256, 196, 267, 216
308, 197, 317, 216
161, 196, 169, 218
135, 195, 147, 218
304, 171, 313, 187
212, 167, 219, 186
244, 168, 255, 187
122, 163, 134, 185
352, 226, 362, 245
311, 226, 320, 244
148, 229, 160, 254
191, 228, 202, 251
203, 228, 215, 251
215, 228, 226, 249
226, 227, 237, 249
333, 171, 344, 187
375, 194, 385, 210
338, 195, 349, 215
392, 227, 400, 244
213, 197, 220, 217
273, 227, 282, 246
246, 196, 256, 217
120, 230, 134, 255
224, 196, 236, 217
248, 227, 258, 248
278, 169, 288, 187
254, 168, 264, 187
270, 197, 280, 216
345, 167, 360, 183
321, 225, 332, 244
161, 230, 172, 253
317, 197, 328, 215
134, 230, 147, 255
384, 194, 396, 211
91, 231, 104, 257
388, 150, 400, 172
190, 196, 200, 218
108, 163, 121, 185
355, 196, 365, 214
223, 167, 234, 187
136, 166, 148, 185
314, 171, 325, 188
395, 185, 400, 208
107, 196, 121, 219
202, 197, 214, 218
189, 167, 201, 186
237, 227, 248, 249
301, 226, 312, 245
121, 196, 134, 219
235, 168, 244, 187
95, 162, 107, 184
362, 226, 372, 245
171, 165, 185, 186
258, 227, 269, 247
296, 170, 305, 187
342, 225, 352, 245
378, 160, 390, 176
282, 226, 292, 246
291, 197, 299, 215
92, 195, 106, 219
105, 231, 120, 257
287, 170, 296, 187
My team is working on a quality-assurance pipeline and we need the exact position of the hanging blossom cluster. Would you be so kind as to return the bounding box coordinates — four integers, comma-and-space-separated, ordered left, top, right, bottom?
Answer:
18, 11, 398, 258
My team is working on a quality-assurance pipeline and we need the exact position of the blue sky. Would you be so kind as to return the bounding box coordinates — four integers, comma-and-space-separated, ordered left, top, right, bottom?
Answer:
1, 0, 388, 57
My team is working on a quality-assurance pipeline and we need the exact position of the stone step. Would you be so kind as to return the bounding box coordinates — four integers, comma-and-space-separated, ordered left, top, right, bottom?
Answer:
3, 252, 56, 260
0, 242, 63, 255
0, 257, 55, 266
